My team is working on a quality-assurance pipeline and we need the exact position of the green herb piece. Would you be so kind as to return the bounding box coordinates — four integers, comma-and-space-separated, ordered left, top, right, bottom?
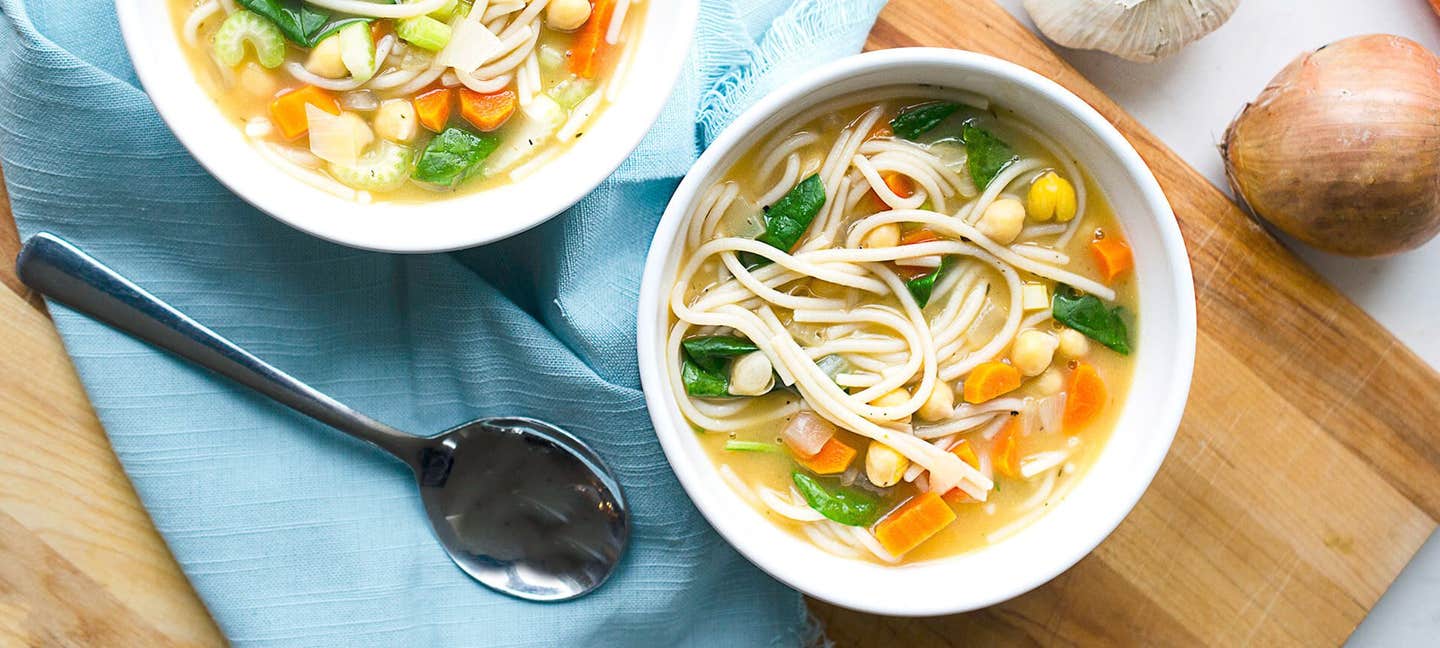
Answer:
962, 122, 1017, 190
681, 335, 758, 373
412, 127, 500, 187
237, 0, 370, 47
681, 359, 729, 397
904, 256, 953, 307
890, 102, 960, 140
792, 472, 881, 527
756, 174, 826, 253
1052, 284, 1131, 354
723, 440, 781, 453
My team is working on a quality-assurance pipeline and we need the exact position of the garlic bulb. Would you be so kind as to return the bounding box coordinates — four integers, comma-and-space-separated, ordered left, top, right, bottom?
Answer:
1023, 0, 1240, 63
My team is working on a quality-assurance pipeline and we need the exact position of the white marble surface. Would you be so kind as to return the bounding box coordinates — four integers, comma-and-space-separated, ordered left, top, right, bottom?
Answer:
989, 0, 1440, 644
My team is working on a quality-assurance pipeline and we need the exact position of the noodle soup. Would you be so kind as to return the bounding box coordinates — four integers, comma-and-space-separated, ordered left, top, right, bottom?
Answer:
167, 0, 643, 202
665, 89, 1138, 564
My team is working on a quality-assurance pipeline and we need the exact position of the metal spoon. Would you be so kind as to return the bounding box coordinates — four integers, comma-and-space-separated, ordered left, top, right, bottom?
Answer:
16, 233, 629, 602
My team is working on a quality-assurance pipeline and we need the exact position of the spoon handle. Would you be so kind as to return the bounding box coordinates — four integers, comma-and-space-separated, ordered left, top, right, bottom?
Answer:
16, 233, 424, 464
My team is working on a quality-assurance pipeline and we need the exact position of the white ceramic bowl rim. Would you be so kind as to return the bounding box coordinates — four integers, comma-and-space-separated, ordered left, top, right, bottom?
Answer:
637, 48, 1197, 617
114, 0, 698, 253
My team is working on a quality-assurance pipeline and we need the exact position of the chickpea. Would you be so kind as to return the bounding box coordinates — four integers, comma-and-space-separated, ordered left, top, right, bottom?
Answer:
865, 441, 910, 488
977, 197, 1026, 244
237, 63, 279, 98
305, 35, 348, 79
861, 223, 901, 249
728, 351, 775, 396
1027, 171, 1078, 222
1010, 330, 1058, 377
871, 387, 912, 423
1034, 368, 1064, 395
1058, 328, 1091, 358
916, 381, 955, 421
546, 0, 593, 31
373, 100, 418, 143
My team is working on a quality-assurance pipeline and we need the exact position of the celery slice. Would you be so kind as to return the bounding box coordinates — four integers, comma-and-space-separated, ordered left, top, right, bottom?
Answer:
396, 15, 453, 52
337, 22, 375, 83
329, 141, 415, 192
213, 10, 285, 69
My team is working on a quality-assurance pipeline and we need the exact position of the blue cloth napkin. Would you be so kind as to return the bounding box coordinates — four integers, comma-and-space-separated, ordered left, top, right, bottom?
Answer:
0, 0, 886, 645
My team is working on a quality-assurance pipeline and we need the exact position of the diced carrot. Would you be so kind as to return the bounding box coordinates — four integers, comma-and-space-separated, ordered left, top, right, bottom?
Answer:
268, 86, 340, 139
871, 124, 893, 138
1063, 362, 1108, 429
1090, 236, 1134, 283
458, 88, 517, 132
898, 228, 939, 246
371, 20, 391, 42
870, 172, 916, 209
569, 0, 618, 79
991, 419, 1022, 479
795, 438, 856, 475
941, 440, 982, 504
873, 491, 956, 556
413, 87, 453, 133
962, 362, 1021, 404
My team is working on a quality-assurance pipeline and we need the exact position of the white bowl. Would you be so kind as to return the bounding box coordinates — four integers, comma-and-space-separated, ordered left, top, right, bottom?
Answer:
637, 48, 1197, 616
115, 1, 698, 253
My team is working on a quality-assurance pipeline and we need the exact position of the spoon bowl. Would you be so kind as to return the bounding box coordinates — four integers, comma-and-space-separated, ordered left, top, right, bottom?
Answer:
16, 233, 629, 602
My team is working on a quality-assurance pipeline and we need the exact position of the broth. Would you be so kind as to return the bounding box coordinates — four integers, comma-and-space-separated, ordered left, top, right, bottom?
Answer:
666, 89, 1138, 564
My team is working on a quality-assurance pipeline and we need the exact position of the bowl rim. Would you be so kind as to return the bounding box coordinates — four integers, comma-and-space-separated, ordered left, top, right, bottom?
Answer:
114, 0, 699, 253
636, 47, 1197, 616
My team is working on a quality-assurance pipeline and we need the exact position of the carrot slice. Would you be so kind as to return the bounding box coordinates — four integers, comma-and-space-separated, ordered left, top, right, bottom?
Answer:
795, 438, 857, 475
991, 419, 1022, 479
942, 440, 982, 504
268, 86, 340, 139
1090, 236, 1134, 283
1063, 362, 1108, 429
962, 362, 1021, 404
873, 491, 956, 556
459, 88, 517, 132
898, 228, 939, 246
413, 87, 453, 133
569, 0, 618, 79
870, 172, 915, 208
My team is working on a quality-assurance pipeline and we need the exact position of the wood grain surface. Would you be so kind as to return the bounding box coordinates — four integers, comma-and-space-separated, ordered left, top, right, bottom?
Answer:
0, 1, 1435, 646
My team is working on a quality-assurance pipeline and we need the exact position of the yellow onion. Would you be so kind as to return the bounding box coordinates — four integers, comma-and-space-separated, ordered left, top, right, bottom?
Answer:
1222, 34, 1440, 256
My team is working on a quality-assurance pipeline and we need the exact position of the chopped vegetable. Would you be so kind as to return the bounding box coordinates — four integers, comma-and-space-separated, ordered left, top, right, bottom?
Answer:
904, 256, 952, 307
484, 95, 566, 173
236, 0, 369, 48
962, 123, 1017, 190
1051, 285, 1131, 354
991, 419, 1022, 478
327, 141, 415, 192
870, 172, 915, 208
429, 0, 463, 21
548, 78, 597, 110
873, 491, 957, 556
413, 87, 453, 133
795, 438, 857, 475
569, 0, 618, 79
782, 412, 836, 457
723, 440, 781, 453
1021, 283, 1049, 311
942, 440, 982, 504
337, 21, 376, 83
412, 126, 499, 187
890, 102, 960, 140
792, 472, 880, 526
213, 10, 285, 69
756, 174, 826, 253
962, 361, 1021, 404
439, 18, 504, 72
1090, 236, 1134, 283
1027, 171, 1078, 222
1063, 362, 1108, 429
396, 15, 453, 52
459, 89, 518, 132
681, 335, 758, 373
268, 85, 340, 139
305, 106, 373, 167
681, 359, 729, 397
898, 228, 939, 246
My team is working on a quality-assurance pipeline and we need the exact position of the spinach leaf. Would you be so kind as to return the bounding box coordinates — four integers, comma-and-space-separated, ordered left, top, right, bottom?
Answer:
682, 335, 758, 373
1052, 284, 1131, 354
792, 472, 881, 527
890, 102, 960, 140
412, 127, 500, 187
681, 359, 729, 397
904, 256, 953, 308
962, 122, 1017, 190
238, 0, 370, 47
756, 173, 826, 253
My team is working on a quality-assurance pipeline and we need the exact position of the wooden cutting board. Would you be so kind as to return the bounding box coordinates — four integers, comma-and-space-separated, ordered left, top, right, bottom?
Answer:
0, 0, 1436, 645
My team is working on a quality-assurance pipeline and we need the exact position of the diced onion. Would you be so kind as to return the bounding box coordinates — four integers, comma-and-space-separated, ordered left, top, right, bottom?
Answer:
438, 17, 503, 73
781, 412, 835, 457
